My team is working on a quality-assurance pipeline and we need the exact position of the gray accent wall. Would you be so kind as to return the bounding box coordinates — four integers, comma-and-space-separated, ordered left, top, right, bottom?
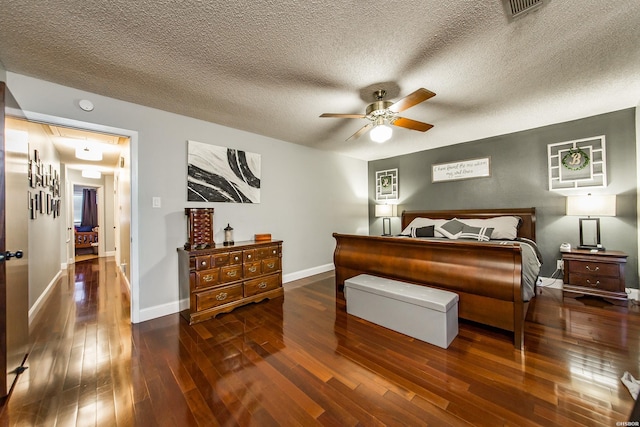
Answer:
369, 108, 638, 288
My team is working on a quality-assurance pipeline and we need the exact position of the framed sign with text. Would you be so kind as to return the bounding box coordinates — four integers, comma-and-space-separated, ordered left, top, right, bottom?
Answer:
432, 157, 491, 183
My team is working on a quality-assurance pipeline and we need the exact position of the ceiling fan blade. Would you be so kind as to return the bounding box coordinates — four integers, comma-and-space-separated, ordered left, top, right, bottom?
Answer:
391, 117, 434, 132
388, 88, 436, 113
320, 113, 366, 119
346, 123, 373, 141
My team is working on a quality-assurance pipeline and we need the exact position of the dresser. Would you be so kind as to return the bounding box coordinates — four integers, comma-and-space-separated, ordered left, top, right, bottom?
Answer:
562, 249, 628, 305
178, 240, 283, 324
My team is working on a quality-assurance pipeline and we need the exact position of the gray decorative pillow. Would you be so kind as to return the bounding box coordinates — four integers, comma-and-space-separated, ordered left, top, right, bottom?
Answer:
459, 224, 494, 242
437, 219, 465, 239
411, 225, 435, 238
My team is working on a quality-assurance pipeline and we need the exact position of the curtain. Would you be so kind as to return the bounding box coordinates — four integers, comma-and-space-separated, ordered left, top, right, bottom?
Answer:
81, 188, 98, 227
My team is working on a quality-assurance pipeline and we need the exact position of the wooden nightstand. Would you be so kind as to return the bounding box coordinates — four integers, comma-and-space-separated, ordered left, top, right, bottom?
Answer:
562, 249, 628, 305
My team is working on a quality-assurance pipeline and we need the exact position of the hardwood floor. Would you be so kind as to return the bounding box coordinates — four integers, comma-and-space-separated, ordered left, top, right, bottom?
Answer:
1, 257, 638, 426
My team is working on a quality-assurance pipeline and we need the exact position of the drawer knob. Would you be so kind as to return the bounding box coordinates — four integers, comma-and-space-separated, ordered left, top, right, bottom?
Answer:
258, 282, 267, 289
227, 271, 237, 277
216, 292, 228, 301
247, 254, 252, 259
201, 261, 207, 266
249, 266, 257, 273
585, 265, 599, 272
234, 256, 239, 261
586, 279, 600, 287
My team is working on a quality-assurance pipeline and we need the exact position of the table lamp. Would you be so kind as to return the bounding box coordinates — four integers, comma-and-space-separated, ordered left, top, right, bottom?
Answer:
566, 193, 616, 251
375, 204, 398, 236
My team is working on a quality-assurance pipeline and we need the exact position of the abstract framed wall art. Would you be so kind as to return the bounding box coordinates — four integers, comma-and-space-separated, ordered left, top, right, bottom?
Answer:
187, 140, 261, 203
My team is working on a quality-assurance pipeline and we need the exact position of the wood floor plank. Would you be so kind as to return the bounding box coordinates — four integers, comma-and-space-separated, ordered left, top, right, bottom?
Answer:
1, 259, 639, 426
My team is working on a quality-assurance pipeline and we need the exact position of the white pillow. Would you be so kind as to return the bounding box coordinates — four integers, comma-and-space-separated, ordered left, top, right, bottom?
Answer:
456, 216, 521, 240
400, 218, 448, 237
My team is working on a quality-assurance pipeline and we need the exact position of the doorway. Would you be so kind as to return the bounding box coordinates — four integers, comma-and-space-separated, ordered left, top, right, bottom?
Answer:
3, 114, 136, 322
72, 184, 102, 262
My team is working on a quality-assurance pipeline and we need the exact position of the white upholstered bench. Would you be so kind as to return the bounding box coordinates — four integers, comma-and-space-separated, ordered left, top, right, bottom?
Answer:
344, 274, 459, 349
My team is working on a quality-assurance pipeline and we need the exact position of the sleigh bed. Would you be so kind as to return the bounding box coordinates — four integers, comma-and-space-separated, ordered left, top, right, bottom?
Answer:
333, 207, 540, 349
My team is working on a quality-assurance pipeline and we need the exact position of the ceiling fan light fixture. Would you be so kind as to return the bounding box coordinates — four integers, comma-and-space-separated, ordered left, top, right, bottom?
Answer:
370, 120, 392, 143
75, 146, 103, 161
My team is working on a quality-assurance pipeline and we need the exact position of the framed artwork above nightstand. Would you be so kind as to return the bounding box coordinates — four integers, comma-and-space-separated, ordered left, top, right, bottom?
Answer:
562, 249, 628, 305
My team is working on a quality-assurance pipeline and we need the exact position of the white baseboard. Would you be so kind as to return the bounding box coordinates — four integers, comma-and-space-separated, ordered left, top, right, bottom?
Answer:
138, 300, 184, 323
117, 263, 131, 293
138, 264, 335, 323
539, 277, 563, 289
539, 276, 640, 302
29, 270, 63, 326
283, 263, 334, 284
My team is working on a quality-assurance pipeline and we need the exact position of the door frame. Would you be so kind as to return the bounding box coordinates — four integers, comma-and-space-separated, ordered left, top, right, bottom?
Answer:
7, 108, 140, 323
69, 182, 105, 259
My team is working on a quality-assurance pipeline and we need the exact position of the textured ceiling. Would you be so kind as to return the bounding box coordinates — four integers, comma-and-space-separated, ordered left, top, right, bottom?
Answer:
0, 1, 639, 161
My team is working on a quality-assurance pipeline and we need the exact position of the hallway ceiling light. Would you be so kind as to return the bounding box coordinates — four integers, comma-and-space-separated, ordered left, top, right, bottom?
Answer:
81, 170, 101, 179
75, 146, 103, 161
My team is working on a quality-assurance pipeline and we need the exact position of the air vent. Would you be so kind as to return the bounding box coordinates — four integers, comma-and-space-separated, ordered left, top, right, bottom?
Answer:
504, 0, 544, 19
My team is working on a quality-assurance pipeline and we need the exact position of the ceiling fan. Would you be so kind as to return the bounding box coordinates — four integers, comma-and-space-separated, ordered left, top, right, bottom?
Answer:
320, 88, 435, 142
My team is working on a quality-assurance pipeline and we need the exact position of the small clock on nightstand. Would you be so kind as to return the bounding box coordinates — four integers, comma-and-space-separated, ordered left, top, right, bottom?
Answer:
562, 249, 628, 305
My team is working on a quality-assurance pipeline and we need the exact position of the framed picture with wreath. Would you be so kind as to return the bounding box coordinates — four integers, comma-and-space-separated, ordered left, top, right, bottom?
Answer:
547, 135, 607, 191
375, 168, 398, 200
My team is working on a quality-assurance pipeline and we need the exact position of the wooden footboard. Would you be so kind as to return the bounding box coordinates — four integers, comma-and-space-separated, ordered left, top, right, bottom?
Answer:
333, 233, 527, 349
75, 231, 98, 249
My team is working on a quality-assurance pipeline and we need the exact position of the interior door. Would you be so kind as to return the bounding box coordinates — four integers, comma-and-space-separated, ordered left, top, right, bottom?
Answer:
0, 82, 29, 396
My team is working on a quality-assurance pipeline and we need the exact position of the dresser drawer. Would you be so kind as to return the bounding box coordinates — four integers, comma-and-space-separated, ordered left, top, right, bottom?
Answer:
261, 258, 279, 274
229, 251, 243, 265
194, 255, 211, 271
195, 284, 243, 311
244, 274, 281, 297
256, 245, 280, 260
243, 261, 262, 278
569, 273, 623, 293
243, 249, 256, 263
212, 253, 230, 266
567, 260, 619, 278
195, 269, 219, 289
219, 265, 242, 283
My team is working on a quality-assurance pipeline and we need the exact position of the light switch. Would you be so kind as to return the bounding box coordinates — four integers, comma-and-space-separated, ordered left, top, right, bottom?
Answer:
152, 197, 161, 208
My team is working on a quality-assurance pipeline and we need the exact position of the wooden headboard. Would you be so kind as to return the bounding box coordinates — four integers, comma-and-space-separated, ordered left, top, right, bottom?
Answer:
401, 207, 536, 241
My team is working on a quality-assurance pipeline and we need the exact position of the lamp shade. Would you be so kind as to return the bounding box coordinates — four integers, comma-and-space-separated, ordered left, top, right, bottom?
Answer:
566, 194, 616, 217
375, 204, 397, 217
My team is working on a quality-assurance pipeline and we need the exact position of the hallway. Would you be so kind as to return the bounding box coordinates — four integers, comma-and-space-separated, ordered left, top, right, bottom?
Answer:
0, 258, 133, 425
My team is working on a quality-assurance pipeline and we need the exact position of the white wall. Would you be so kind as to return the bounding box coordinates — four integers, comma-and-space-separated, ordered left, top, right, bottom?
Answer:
20, 121, 62, 308
7, 72, 369, 322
